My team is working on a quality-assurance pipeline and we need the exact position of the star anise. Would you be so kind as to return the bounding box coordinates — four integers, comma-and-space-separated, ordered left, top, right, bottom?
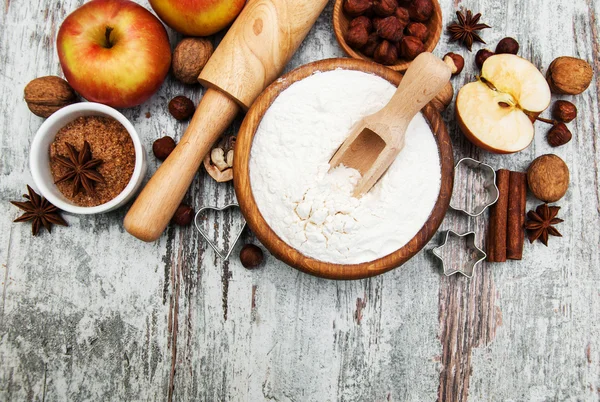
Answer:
54, 141, 105, 196
11, 185, 68, 236
447, 10, 491, 51
525, 204, 563, 246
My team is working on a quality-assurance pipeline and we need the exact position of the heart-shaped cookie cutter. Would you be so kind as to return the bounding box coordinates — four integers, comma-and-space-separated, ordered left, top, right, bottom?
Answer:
450, 158, 500, 217
194, 203, 246, 260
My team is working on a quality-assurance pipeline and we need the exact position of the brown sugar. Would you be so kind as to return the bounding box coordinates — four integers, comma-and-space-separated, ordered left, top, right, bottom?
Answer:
49, 116, 135, 207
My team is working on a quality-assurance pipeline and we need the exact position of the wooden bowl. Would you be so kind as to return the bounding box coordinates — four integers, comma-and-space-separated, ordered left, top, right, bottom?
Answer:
234, 58, 453, 280
332, 0, 443, 72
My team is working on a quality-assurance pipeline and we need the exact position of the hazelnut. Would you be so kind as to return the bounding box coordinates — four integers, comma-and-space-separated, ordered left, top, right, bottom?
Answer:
546, 123, 572, 147
344, 0, 372, 16
443, 52, 464, 75
169, 96, 195, 121
240, 244, 264, 269
349, 16, 373, 32
374, 40, 399, 65
361, 33, 381, 57
345, 25, 370, 49
375, 16, 404, 42
475, 49, 495, 69
552, 100, 578, 123
546, 56, 594, 95
527, 154, 570, 202
171, 204, 194, 226
407, 0, 433, 22
24, 76, 78, 118
405, 22, 429, 42
172, 38, 214, 85
373, 0, 397, 17
153, 136, 177, 161
399, 36, 424, 60
395, 7, 410, 26
495, 37, 519, 55
430, 81, 454, 112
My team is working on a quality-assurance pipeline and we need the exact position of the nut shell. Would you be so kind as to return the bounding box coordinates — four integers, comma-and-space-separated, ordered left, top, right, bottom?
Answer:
546, 56, 593, 95
169, 96, 195, 121
346, 25, 370, 48
407, 0, 433, 22
171, 204, 194, 226
24, 76, 78, 118
240, 244, 264, 269
374, 40, 399, 65
399, 36, 424, 60
495, 37, 519, 55
172, 38, 214, 85
552, 100, 578, 123
375, 16, 404, 42
443, 52, 464, 75
475, 49, 494, 69
349, 16, 374, 32
153, 136, 177, 161
546, 123, 572, 147
405, 22, 429, 42
344, 0, 372, 16
527, 154, 570, 202
372, 0, 397, 16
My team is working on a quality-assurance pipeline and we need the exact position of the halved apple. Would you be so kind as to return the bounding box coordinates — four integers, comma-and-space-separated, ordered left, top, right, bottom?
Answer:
456, 54, 551, 153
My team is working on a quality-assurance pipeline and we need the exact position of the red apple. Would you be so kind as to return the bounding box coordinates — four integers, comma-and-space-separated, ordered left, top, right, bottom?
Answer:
149, 0, 246, 37
57, 0, 171, 108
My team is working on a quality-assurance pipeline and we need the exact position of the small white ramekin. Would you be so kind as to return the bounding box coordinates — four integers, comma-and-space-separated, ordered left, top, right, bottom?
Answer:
30, 102, 147, 215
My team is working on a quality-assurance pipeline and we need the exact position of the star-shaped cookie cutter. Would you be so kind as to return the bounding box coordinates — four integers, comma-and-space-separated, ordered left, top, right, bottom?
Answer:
432, 230, 486, 278
194, 203, 246, 260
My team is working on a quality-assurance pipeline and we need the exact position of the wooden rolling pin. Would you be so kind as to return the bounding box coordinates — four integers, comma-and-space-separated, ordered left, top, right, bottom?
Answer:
124, 0, 328, 242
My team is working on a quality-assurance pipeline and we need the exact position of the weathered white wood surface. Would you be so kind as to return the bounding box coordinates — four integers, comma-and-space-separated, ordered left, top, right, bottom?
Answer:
1, 0, 599, 400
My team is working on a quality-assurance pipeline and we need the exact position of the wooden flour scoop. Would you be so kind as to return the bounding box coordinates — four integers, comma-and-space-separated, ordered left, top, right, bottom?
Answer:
329, 52, 451, 197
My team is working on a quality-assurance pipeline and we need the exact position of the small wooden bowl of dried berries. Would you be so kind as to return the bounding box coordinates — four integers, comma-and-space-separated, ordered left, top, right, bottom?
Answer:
333, 0, 443, 71
29, 103, 147, 214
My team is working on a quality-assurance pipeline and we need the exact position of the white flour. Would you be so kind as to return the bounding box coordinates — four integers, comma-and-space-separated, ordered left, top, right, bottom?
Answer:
249, 70, 441, 264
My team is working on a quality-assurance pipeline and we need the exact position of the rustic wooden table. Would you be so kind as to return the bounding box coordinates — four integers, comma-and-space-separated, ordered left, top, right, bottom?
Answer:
1, 0, 599, 401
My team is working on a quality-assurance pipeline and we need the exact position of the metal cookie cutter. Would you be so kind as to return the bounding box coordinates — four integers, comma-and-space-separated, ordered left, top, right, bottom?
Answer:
450, 158, 500, 217
194, 203, 246, 260
432, 231, 486, 278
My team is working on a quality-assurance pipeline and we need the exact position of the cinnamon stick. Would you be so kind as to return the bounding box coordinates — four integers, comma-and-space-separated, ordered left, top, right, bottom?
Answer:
487, 169, 510, 262
507, 171, 527, 260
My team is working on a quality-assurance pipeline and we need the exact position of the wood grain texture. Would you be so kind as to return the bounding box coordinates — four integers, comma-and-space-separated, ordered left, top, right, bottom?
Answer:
1, 0, 600, 401
332, 0, 444, 72
234, 57, 453, 280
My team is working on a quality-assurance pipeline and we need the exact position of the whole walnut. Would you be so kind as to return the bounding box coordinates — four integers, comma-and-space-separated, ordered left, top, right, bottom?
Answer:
399, 36, 424, 60
372, 0, 398, 16
362, 33, 381, 57
344, 0, 372, 16
24, 76, 78, 118
405, 22, 429, 42
345, 25, 370, 49
349, 16, 373, 32
172, 38, 214, 85
374, 40, 399, 65
375, 16, 404, 42
408, 0, 433, 22
527, 154, 570, 202
395, 7, 410, 26
546, 56, 593, 95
